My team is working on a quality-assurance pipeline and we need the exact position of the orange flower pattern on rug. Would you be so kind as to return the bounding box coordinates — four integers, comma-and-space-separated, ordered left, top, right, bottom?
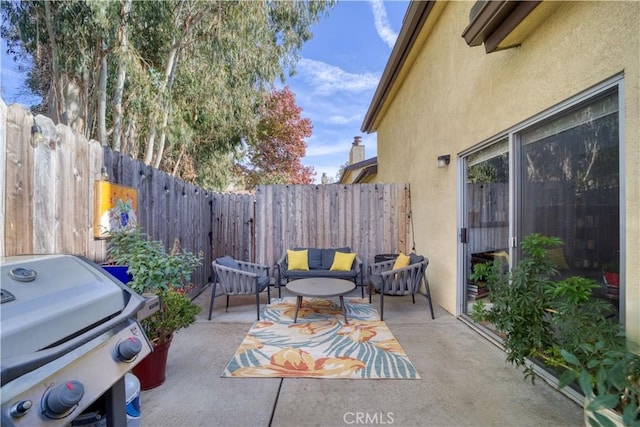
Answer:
231, 347, 366, 377
222, 298, 420, 379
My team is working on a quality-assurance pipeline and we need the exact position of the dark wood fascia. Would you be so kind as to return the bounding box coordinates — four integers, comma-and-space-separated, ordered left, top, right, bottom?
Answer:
462, 1, 516, 46
462, 1, 541, 53
484, 1, 542, 53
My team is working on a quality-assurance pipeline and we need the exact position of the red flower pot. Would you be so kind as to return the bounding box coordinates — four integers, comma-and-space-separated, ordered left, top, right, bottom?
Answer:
132, 336, 172, 390
604, 271, 620, 287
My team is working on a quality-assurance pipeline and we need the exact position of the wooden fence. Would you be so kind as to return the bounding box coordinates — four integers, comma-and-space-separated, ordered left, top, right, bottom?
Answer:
1, 103, 212, 294
254, 183, 412, 281
2, 102, 412, 293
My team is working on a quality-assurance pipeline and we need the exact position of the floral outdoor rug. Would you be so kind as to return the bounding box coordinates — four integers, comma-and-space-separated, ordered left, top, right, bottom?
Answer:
221, 297, 420, 379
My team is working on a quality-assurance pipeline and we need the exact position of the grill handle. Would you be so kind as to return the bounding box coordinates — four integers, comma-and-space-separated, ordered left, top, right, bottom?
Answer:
1, 291, 147, 386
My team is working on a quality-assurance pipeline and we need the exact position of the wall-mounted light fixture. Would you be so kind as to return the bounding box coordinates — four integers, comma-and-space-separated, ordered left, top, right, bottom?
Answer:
30, 117, 46, 148
437, 154, 451, 168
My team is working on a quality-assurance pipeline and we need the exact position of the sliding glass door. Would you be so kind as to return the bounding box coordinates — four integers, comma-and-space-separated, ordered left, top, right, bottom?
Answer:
459, 82, 622, 323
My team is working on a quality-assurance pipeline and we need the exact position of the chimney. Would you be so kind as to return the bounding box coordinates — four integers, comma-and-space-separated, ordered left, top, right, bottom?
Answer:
349, 136, 365, 164
321, 172, 328, 184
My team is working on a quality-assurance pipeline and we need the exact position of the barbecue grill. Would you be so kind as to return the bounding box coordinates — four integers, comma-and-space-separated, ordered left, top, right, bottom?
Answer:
1, 254, 154, 427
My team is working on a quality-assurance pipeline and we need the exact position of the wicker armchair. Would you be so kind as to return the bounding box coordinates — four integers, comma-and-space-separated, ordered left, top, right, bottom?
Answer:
208, 256, 271, 321
368, 254, 433, 320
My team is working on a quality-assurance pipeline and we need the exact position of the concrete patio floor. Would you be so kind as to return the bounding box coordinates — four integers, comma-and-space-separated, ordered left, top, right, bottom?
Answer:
140, 286, 584, 427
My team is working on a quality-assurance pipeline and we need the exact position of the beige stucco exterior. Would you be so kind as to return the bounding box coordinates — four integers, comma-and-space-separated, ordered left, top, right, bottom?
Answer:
371, 1, 639, 343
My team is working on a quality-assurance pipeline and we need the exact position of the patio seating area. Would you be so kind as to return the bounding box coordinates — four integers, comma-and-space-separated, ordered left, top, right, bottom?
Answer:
141, 288, 583, 426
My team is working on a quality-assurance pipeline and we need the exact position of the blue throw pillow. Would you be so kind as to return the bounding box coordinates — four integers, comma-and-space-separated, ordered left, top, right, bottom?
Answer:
216, 256, 240, 270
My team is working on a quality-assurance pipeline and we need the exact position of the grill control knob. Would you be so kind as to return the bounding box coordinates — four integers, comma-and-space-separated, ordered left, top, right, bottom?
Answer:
10, 400, 32, 417
44, 381, 84, 415
117, 337, 142, 361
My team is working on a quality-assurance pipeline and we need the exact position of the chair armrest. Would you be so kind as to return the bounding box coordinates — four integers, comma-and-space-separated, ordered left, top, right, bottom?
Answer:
276, 252, 288, 269
353, 256, 363, 270
213, 263, 257, 278
237, 260, 269, 276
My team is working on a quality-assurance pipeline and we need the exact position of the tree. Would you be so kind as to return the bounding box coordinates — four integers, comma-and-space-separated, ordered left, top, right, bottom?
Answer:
238, 86, 314, 189
1, 0, 334, 189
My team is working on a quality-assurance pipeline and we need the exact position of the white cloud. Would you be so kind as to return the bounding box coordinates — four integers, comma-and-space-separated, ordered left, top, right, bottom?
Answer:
305, 142, 348, 157
326, 113, 363, 125
296, 58, 380, 96
370, 0, 398, 49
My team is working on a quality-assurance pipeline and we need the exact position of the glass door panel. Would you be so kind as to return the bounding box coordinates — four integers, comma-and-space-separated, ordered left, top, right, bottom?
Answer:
462, 139, 510, 315
519, 89, 620, 315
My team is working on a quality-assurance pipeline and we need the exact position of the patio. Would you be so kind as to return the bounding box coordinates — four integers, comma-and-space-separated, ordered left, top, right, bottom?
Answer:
140, 288, 583, 426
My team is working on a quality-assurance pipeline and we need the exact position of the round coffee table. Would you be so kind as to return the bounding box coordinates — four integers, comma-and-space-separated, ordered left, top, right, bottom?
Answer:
285, 278, 356, 324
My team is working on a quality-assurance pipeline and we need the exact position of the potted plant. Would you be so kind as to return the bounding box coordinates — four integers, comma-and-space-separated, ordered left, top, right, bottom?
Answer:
106, 228, 202, 389
472, 233, 638, 424
602, 260, 620, 287
467, 260, 497, 300
559, 344, 639, 426
469, 261, 497, 285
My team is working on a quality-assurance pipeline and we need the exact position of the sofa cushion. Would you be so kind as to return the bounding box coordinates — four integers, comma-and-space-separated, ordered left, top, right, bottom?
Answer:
321, 247, 351, 270
287, 249, 309, 271
216, 256, 240, 270
308, 248, 323, 270
330, 252, 356, 271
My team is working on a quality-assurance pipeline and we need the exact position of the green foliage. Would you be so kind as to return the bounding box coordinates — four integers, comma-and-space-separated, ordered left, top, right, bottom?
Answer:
106, 228, 200, 295
1, 0, 334, 188
142, 288, 202, 344
473, 233, 637, 422
602, 260, 620, 273
559, 346, 640, 426
106, 228, 202, 344
546, 277, 619, 357
472, 234, 562, 377
469, 261, 497, 283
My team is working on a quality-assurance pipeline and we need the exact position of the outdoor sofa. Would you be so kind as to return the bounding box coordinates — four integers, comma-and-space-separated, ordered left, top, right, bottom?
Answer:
275, 247, 365, 298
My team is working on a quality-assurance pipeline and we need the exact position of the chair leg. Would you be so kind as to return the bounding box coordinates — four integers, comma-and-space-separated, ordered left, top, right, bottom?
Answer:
226, 295, 230, 312
208, 283, 217, 320
379, 291, 384, 321
369, 282, 373, 304
423, 272, 435, 320
412, 294, 415, 304
256, 290, 261, 321
267, 283, 271, 304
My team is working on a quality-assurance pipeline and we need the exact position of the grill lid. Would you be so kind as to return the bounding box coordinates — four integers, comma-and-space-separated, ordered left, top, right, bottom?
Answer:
1, 255, 126, 359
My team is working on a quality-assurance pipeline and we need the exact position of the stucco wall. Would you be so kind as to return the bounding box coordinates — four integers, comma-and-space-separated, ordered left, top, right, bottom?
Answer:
374, 1, 639, 341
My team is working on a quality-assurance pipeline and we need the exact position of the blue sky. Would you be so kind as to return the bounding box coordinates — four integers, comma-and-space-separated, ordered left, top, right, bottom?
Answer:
0, 0, 409, 183
286, 0, 409, 182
